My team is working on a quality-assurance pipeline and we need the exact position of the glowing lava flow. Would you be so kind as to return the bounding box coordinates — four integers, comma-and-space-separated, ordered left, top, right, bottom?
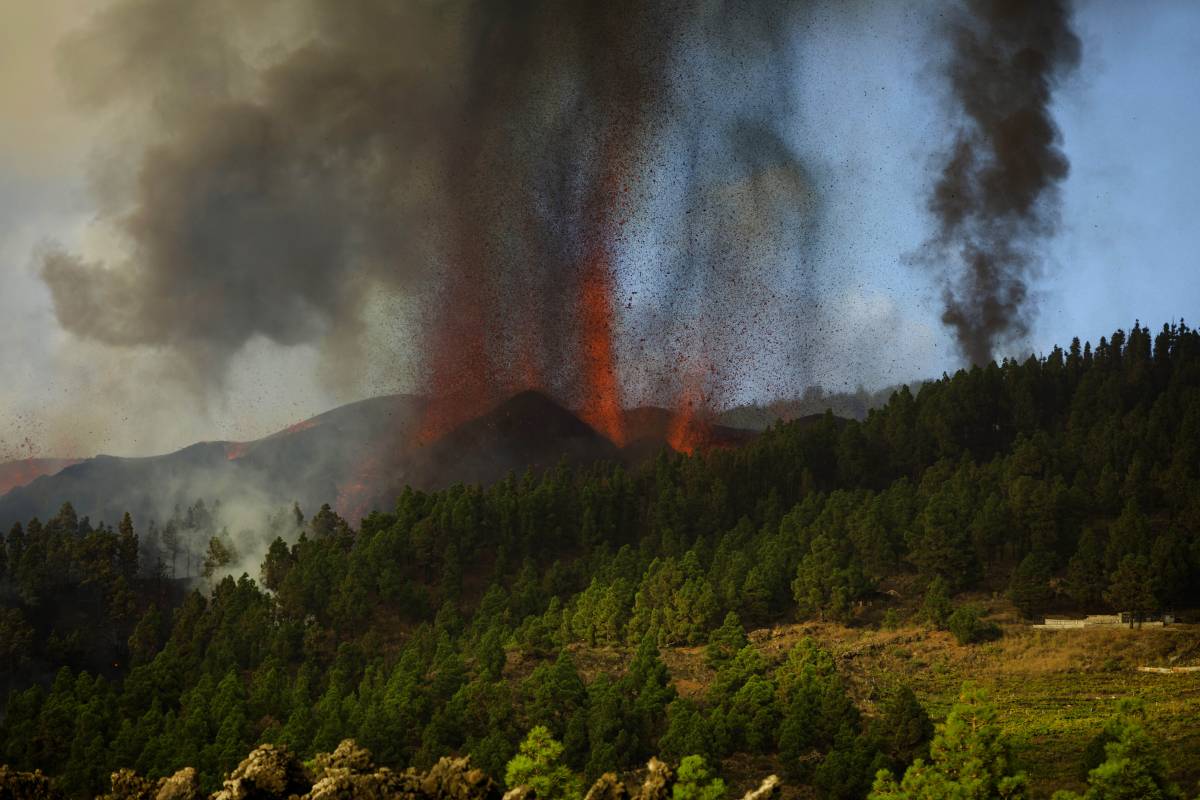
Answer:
417, 235, 495, 444
0, 458, 81, 496
577, 245, 626, 446
336, 451, 383, 524
666, 384, 707, 455
666, 355, 720, 455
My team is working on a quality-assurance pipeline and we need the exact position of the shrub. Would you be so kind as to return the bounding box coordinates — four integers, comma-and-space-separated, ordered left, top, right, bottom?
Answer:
946, 605, 1000, 645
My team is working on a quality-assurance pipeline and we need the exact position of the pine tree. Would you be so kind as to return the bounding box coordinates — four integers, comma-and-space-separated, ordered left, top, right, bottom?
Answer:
1052, 702, 1182, 800
625, 631, 677, 758
705, 611, 748, 670
1066, 528, 1108, 608
871, 685, 934, 769
870, 687, 1027, 800
525, 650, 587, 745
1104, 555, 1159, 627
660, 699, 712, 764
127, 606, 163, 667
1008, 551, 1054, 619
505, 726, 584, 800
673, 755, 726, 800
908, 489, 976, 590
0, 608, 33, 672
919, 577, 952, 629
201, 536, 237, 581
260, 537, 293, 592
118, 512, 139, 580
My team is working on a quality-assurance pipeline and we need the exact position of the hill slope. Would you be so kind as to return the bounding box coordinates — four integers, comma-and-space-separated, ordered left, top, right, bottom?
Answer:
0, 392, 758, 529
0, 458, 80, 497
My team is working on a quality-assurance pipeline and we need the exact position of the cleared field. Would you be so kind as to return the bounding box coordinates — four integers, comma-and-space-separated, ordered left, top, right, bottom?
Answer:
635, 617, 1200, 799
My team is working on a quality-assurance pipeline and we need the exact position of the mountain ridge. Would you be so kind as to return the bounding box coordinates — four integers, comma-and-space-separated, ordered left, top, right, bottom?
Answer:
0, 391, 759, 530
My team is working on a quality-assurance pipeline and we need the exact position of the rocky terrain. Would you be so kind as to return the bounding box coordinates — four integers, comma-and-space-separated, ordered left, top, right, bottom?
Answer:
0, 740, 780, 800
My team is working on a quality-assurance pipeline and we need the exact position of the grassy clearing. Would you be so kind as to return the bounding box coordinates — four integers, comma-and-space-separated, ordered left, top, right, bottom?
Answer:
507, 603, 1199, 798
621, 615, 1200, 798
844, 624, 1200, 796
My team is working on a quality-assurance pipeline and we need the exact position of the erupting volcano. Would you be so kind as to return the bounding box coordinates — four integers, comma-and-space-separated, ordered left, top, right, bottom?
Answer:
405, 2, 753, 453
577, 248, 627, 447
25, 0, 1083, 523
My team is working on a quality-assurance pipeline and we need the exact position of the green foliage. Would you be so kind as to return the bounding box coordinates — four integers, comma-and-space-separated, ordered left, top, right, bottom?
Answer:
1008, 550, 1054, 619
1065, 528, 1107, 608
775, 640, 864, 777
1105, 555, 1160, 626
919, 577, 952, 629
127, 606, 162, 668
659, 700, 712, 765
1053, 701, 1183, 800
505, 726, 583, 800
870, 687, 1027, 800
946, 605, 1001, 645
871, 685, 934, 770
673, 755, 726, 800
814, 733, 890, 800
792, 534, 871, 622
201, 535, 237, 581
4, 319, 1200, 793
908, 486, 976, 591
704, 611, 747, 670
0, 608, 33, 672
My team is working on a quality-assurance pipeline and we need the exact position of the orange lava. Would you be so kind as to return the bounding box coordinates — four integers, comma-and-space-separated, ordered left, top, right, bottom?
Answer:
577, 246, 626, 446
667, 370, 713, 455
224, 442, 249, 460
335, 455, 381, 524
336, 430, 395, 523
417, 236, 496, 444
418, 101, 644, 449
667, 399, 705, 455
0, 458, 80, 496
281, 417, 319, 436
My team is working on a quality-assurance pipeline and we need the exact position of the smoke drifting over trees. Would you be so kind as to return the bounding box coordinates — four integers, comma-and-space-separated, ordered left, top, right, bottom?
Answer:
921, 0, 1080, 366
37, 0, 1079, 432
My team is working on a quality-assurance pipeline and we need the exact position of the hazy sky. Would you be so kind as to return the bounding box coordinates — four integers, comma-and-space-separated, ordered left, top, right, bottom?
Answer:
1, 1, 1197, 459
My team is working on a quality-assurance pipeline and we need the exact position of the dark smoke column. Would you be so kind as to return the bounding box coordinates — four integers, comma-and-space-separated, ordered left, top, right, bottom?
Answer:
925, 0, 1080, 366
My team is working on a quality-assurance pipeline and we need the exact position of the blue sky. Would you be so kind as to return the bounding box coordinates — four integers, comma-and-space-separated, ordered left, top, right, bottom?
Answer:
0, 0, 1197, 456
1043, 1, 1200, 350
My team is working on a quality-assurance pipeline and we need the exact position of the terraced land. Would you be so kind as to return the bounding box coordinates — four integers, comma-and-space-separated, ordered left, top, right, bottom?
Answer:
624, 614, 1200, 799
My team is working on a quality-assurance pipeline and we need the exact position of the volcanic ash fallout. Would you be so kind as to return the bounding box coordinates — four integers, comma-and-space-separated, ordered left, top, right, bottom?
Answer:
37, 0, 1079, 451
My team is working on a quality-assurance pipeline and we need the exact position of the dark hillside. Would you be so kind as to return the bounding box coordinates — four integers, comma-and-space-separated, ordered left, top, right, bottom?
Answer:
413, 391, 622, 490
0, 459, 80, 497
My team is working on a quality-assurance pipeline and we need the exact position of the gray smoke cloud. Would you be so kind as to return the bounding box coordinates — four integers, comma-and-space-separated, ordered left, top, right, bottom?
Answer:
41, 0, 457, 389
921, 0, 1081, 366
38, 0, 822, 426
39, 0, 1065, 431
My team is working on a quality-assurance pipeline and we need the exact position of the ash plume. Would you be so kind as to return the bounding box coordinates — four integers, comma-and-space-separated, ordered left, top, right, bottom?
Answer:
42, 0, 458, 389
40, 0, 822, 435
922, 0, 1080, 366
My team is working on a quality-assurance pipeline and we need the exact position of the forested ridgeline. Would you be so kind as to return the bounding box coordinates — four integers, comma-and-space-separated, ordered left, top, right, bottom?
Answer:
2, 320, 1200, 798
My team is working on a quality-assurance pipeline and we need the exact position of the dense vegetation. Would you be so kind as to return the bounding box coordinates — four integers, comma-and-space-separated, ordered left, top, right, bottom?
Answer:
2, 320, 1199, 798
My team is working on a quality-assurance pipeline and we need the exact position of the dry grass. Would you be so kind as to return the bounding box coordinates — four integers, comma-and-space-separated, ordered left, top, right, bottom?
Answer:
738, 618, 1200, 798
501, 604, 1200, 799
